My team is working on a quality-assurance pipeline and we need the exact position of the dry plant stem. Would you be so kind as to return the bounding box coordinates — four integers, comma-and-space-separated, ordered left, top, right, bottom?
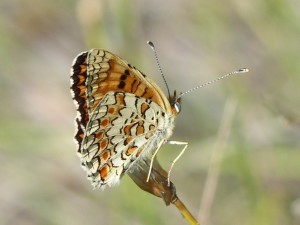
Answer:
129, 157, 200, 225
173, 197, 200, 225
198, 98, 237, 225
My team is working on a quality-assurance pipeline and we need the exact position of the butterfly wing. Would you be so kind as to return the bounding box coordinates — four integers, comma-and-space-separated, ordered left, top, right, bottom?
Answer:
70, 49, 173, 188
82, 92, 168, 188
85, 49, 171, 113
70, 50, 171, 152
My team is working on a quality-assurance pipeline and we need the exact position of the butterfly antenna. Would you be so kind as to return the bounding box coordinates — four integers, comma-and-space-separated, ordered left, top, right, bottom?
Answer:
147, 41, 171, 99
178, 68, 249, 98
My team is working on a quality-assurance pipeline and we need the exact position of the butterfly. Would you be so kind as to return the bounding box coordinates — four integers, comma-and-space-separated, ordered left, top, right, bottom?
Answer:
70, 43, 186, 189
70, 42, 248, 190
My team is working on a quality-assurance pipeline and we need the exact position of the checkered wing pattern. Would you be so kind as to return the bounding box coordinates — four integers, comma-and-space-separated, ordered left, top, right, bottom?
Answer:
70, 49, 176, 189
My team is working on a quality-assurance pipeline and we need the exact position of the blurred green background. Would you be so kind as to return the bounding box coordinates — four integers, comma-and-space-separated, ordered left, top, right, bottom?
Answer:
1, 0, 300, 225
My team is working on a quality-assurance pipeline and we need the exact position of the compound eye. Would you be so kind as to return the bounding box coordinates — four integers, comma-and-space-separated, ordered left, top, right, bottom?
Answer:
174, 101, 181, 113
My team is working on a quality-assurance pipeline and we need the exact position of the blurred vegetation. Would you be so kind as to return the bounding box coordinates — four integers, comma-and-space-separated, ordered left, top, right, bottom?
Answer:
0, 0, 299, 225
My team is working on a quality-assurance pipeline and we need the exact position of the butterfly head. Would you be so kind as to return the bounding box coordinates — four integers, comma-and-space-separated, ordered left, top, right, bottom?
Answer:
169, 90, 182, 114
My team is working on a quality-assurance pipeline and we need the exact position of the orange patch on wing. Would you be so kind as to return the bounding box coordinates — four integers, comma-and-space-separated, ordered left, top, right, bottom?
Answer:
125, 137, 133, 145
80, 89, 86, 97
124, 124, 131, 136
126, 146, 138, 155
135, 85, 155, 100
140, 103, 150, 114
95, 131, 104, 140
100, 139, 108, 150
100, 166, 109, 179
108, 107, 115, 114
79, 133, 84, 139
136, 125, 144, 135
79, 65, 87, 73
100, 118, 109, 127
102, 151, 110, 161
130, 77, 139, 93
116, 93, 125, 105
145, 89, 155, 99
78, 74, 86, 83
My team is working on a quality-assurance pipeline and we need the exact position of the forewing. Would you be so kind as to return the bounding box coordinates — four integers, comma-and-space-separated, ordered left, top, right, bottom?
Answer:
85, 49, 170, 114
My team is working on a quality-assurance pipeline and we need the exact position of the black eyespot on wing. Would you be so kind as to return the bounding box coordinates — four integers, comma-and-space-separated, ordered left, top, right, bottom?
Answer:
120, 74, 127, 80
124, 69, 130, 75
118, 81, 126, 89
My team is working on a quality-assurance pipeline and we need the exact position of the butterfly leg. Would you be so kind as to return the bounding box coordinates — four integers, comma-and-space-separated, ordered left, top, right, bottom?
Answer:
146, 141, 164, 182
167, 141, 188, 186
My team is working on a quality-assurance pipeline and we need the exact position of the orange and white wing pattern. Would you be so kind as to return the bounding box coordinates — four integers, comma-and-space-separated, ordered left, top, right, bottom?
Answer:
70, 49, 180, 189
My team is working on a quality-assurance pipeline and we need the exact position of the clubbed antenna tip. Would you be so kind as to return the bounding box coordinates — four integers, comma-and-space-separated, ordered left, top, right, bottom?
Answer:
238, 68, 250, 73
147, 41, 155, 49
147, 41, 171, 99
